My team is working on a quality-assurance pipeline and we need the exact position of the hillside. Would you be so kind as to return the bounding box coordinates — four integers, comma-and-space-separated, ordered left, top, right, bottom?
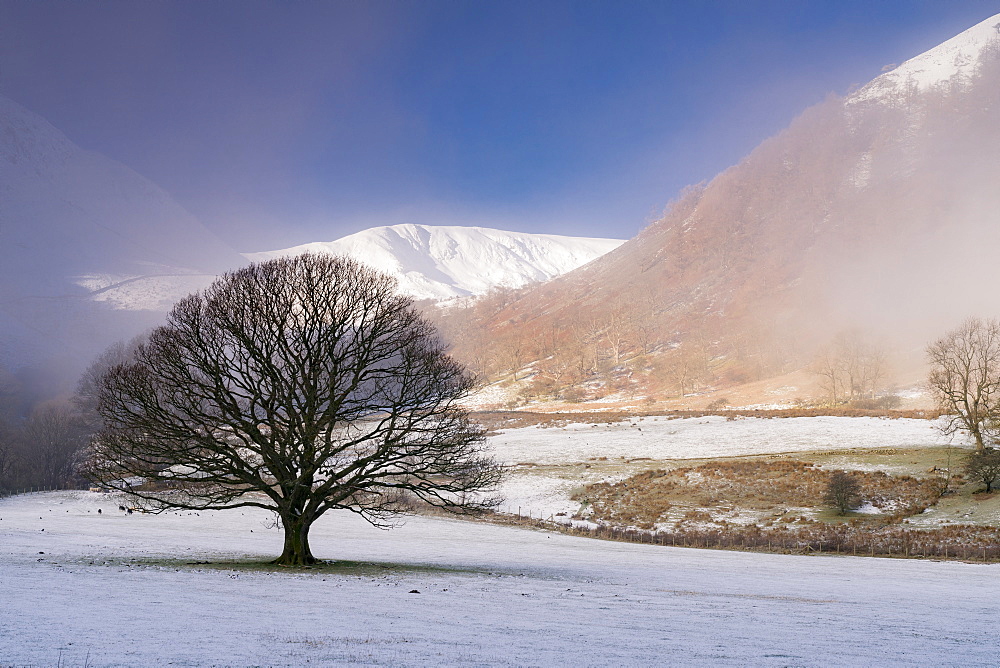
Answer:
441, 13, 1000, 407
0, 95, 244, 392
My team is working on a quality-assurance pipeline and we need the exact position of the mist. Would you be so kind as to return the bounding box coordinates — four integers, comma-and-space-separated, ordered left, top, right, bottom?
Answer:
3, 2, 993, 252
2, 4, 999, 410
815, 56, 1000, 365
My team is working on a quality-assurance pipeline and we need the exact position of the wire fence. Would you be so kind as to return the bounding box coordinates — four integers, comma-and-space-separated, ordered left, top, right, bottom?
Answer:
498, 508, 1000, 563
0, 485, 64, 499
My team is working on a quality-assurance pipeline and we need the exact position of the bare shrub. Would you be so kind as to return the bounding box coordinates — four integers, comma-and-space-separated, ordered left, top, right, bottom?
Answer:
824, 471, 861, 515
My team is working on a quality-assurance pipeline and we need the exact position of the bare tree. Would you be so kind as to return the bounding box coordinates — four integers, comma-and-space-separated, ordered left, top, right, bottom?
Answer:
0, 418, 14, 488
82, 254, 503, 565
840, 331, 887, 401
813, 330, 887, 405
604, 311, 631, 366
964, 448, 1000, 493
927, 317, 1000, 452
660, 342, 707, 397
74, 335, 147, 433
496, 331, 528, 381
17, 402, 87, 489
824, 471, 860, 515
813, 346, 844, 404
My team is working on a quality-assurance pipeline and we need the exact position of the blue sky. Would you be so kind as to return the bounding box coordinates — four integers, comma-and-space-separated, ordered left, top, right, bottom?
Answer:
1, 1, 997, 249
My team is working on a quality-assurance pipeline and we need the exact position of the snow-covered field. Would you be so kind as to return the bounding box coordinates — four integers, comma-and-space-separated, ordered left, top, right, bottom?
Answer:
488, 415, 952, 466
1, 490, 997, 667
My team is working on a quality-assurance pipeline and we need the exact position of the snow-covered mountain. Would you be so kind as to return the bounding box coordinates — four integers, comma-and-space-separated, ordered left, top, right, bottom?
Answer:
246, 224, 625, 301
849, 13, 1000, 103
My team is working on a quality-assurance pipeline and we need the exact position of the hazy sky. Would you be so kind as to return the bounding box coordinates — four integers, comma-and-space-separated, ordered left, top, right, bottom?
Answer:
1, 1, 996, 250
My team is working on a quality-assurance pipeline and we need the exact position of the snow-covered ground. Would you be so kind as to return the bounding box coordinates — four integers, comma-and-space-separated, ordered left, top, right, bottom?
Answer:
1, 490, 997, 667
488, 415, 953, 466
490, 415, 959, 517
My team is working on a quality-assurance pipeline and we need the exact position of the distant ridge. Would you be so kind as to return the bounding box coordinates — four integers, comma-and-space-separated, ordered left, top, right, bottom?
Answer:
246, 224, 625, 301
850, 13, 1000, 103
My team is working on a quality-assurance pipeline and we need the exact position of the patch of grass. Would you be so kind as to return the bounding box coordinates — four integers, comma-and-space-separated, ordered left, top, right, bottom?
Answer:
806, 446, 963, 477
473, 408, 941, 430
575, 458, 943, 530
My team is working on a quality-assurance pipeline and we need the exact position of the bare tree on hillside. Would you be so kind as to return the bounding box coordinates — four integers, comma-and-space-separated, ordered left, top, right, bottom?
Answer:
604, 312, 631, 366
814, 330, 887, 404
634, 321, 660, 357
82, 254, 503, 565
660, 344, 706, 397
927, 317, 1000, 452
496, 331, 529, 381
572, 320, 605, 374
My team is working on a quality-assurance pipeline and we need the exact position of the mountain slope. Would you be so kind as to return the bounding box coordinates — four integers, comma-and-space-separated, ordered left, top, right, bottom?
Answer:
448, 13, 1000, 401
0, 95, 244, 388
246, 224, 624, 301
850, 13, 1000, 103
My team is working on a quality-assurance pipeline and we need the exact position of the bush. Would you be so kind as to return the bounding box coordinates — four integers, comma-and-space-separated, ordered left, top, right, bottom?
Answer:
965, 448, 1000, 493
705, 397, 729, 411
824, 471, 861, 515
849, 395, 902, 410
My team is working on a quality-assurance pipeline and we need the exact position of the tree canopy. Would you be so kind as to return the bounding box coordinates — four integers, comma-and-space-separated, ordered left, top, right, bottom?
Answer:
824, 470, 860, 516
83, 253, 503, 564
965, 448, 1000, 493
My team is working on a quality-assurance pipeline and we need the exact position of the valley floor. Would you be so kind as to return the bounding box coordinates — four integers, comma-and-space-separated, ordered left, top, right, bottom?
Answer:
491, 414, 962, 519
1, 490, 997, 667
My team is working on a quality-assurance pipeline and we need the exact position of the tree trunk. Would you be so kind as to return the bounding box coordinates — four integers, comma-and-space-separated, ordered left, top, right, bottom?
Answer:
972, 428, 986, 453
273, 515, 317, 566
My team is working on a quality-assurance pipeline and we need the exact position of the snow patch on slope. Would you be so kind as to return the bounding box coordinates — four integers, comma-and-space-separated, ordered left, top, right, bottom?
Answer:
246, 224, 624, 301
74, 272, 219, 311
849, 13, 1000, 103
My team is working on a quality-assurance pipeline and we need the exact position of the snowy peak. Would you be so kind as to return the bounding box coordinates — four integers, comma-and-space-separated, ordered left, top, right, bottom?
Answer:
850, 13, 1000, 103
246, 224, 625, 301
